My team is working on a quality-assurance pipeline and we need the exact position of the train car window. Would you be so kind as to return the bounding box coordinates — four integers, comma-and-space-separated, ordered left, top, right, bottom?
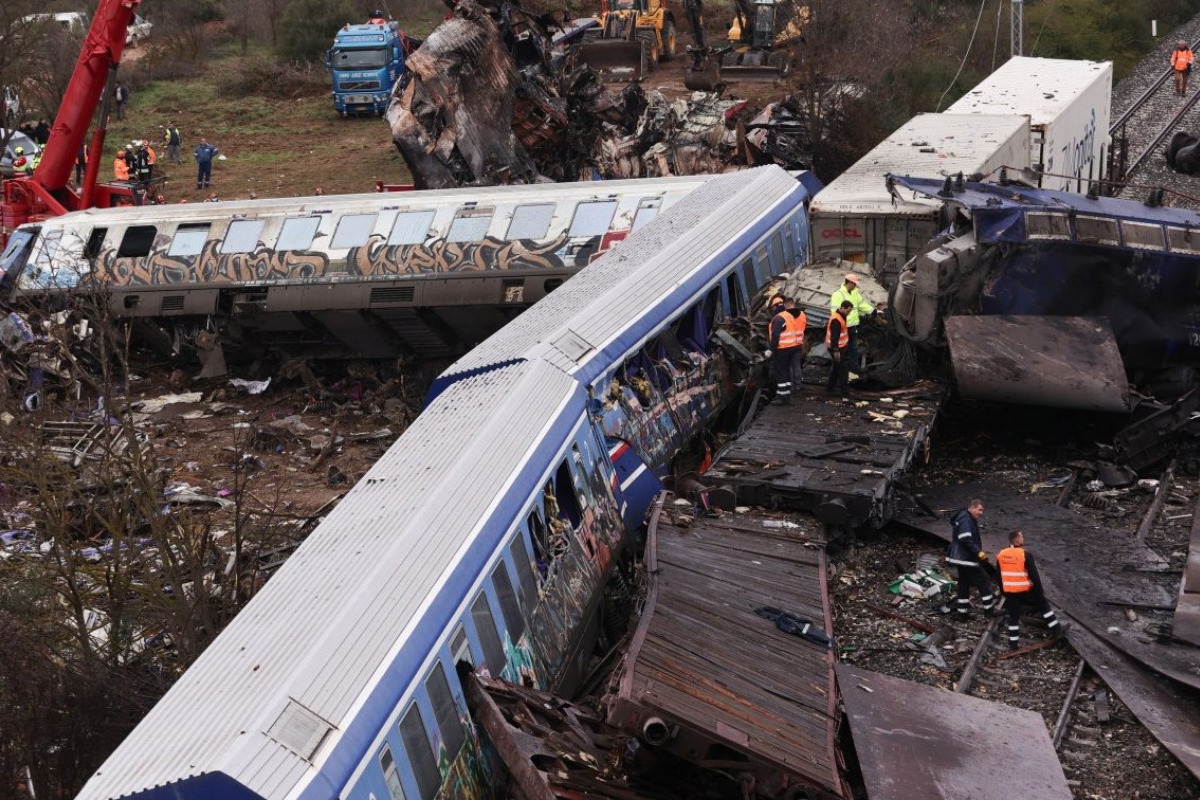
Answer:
220, 219, 266, 254
167, 224, 211, 258
675, 301, 708, 355
725, 274, 744, 316
508, 536, 539, 611
388, 210, 436, 245
425, 664, 466, 762
399, 706, 440, 800
491, 563, 525, 641
739, 258, 756, 296
782, 223, 795, 265
568, 201, 618, 237
0, 230, 34, 286
506, 204, 555, 240
1120, 221, 1165, 251
332, 214, 379, 249
553, 461, 583, 527
84, 228, 107, 261
771, 232, 785, 273
378, 745, 406, 800
631, 200, 661, 232
754, 247, 770, 284
277, 217, 321, 251
527, 510, 550, 576
450, 625, 474, 668
447, 213, 493, 243
470, 593, 507, 675
117, 225, 157, 258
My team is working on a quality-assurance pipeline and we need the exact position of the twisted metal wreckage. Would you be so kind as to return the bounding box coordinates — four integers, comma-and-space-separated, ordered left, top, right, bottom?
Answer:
384, 0, 814, 186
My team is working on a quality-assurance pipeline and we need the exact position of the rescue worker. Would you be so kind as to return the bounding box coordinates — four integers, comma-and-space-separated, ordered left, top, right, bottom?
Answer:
12, 145, 28, 174
829, 273, 878, 378
75, 144, 88, 185
29, 150, 42, 173
825, 300, 852, 396
162, 122, 182, 164
113, 147, 130, 181
765, 294, 806, 404
368, 9, 387, 24
133, 142, 153, 185
940, 499, 999, 619
1172, 40, 1194, 96
996, 530, 1068, 650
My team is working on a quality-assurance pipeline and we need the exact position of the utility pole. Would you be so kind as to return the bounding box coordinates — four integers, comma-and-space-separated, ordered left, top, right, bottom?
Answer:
1011, 0, 1023, 57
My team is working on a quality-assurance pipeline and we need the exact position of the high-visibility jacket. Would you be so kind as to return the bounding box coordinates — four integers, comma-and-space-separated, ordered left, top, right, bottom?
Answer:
830, 284, 874, 327
769, 310, 807, 349
1173, 48, 1194, 71
114, 156, 129, 181
825, 312, 849, 350
997, 546, 1034, 593
146, 146, 157, 165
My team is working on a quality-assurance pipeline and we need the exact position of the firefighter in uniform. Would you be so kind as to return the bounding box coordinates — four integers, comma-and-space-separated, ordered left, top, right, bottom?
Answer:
765, 294, 806, 404
940, 499, 999, 619
996, 529, 1067, 650
825, 300, 852, 395
829, 273, 877, 378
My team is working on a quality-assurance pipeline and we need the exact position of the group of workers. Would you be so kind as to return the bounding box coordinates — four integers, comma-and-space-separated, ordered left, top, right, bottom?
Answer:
943, 499, 1069, 650
764, 272, 879, 403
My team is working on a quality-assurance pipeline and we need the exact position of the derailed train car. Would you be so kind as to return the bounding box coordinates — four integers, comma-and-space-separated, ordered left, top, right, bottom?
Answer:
0, 176, 715, 368
74, 166, 813, 800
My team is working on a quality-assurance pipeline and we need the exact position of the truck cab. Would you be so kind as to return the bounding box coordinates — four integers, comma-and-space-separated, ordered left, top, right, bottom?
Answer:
326, 22, 412, 117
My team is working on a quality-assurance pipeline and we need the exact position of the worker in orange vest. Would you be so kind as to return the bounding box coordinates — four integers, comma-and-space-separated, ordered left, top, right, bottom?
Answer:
1172, 40, 1194, 96
825, 300, 852, 396
113, 147, 130, 181
764, 293, 806, 404
996, 530, 1069, 650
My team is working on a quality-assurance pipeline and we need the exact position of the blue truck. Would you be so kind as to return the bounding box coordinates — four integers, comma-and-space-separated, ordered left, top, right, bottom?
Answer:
326, 20, 416, 117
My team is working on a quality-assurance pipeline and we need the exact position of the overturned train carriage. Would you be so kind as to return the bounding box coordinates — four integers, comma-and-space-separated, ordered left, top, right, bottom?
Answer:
74, 166, 813, 800
890, 175, 1200, 411
0, 176, 715, 367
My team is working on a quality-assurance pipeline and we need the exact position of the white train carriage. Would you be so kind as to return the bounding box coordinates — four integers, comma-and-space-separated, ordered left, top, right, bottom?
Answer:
0, 175, 716, 362
75, 166, 813, 800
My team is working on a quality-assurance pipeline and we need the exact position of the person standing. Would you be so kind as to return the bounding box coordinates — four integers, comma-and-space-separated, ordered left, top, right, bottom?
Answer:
940, 499, 999, 619
825, 300, 852, 396
113, 147, 130, 181
194, 137, 219, 190
133, 142, 152, 185
163, 122, 182, 164
1172, 41, 1194, 96
996, 530, 1068, 649
829, 273, 877, 378
113, 81, 129, 120
765, 294, 807, 404
75, 144, 88, 185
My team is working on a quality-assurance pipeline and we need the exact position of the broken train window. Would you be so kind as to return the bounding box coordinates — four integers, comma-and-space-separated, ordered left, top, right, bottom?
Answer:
675, 289, 720, 355
553, 460, 584, 528
527, 508, 552, 576
117, 225, 157, 258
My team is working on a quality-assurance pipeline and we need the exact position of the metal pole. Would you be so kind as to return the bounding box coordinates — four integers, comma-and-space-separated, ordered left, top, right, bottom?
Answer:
1011, 0, 1023, 57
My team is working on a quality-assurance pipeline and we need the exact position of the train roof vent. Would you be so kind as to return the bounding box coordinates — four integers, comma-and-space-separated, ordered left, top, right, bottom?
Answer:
266, 700, 334, 762
370, 285, 415, 304
161, 295, 185, 312
550, 328, 594, 363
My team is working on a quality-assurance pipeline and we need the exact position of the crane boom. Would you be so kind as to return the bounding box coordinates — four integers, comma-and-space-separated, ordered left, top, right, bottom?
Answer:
1, 0, 140, 237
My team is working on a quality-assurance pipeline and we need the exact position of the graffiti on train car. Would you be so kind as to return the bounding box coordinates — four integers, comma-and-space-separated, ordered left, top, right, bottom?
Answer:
99, 242, 330, 285
437, 719, 492, 800
345, 233, 576, 274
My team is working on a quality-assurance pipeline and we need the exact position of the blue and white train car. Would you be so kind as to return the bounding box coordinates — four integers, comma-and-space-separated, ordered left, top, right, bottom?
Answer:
75, 165, 811, 800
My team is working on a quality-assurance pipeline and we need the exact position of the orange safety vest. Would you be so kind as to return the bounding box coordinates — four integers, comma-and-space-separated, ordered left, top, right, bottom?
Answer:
825, 312, 849, 350
769, 310, 807, 349
114, 156, 129, 181
997, 546, 1033, 593
1173, 48, 1194, 71
147, 145, 157, 165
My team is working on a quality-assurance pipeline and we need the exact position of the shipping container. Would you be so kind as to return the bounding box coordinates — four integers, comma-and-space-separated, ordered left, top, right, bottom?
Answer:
808, 112, 1030, 281
945, 56, 1112, 193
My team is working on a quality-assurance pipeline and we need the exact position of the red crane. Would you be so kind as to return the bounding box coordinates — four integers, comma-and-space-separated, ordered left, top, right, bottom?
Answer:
1, 0, 141, 239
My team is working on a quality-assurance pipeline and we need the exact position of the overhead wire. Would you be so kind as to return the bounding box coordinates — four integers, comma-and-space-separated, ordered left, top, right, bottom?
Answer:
1029, 0, 1062, 56
936, 0, 990, 111
991, 0, 1003, 70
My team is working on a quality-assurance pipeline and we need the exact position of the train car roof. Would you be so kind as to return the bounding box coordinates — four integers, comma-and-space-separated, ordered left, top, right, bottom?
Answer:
808, 112, 1031, 217
28, 174, 721, 230
76, 359, 583, 800
429, 165, 810, 398
945, 56, 1112, 123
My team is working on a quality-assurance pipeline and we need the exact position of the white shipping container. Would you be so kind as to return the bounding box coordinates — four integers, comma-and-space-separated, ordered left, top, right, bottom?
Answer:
946, 56, 1113, 193
808, 112, 1030, 278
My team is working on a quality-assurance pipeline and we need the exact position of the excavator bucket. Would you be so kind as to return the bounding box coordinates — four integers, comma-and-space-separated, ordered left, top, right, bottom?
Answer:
684, 57, 722, 91
579, 39, 648, 80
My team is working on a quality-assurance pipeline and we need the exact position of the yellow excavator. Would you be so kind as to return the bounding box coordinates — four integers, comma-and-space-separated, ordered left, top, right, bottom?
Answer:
684, 0, 807, 90
579, 0, 677, 80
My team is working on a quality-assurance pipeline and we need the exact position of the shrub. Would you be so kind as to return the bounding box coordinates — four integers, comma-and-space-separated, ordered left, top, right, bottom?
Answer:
278, 0, 358, 62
